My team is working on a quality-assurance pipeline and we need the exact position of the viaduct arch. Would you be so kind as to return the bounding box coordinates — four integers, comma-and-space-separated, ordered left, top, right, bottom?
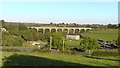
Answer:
28, 27, 93, 34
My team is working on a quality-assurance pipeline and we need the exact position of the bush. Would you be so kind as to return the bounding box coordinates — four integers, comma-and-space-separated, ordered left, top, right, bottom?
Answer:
2, 35, 25, 46
79, 37, 100, 52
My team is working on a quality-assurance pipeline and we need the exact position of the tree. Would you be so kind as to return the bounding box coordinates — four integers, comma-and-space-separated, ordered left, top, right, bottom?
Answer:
2, 35, 25, 46
62, 22, 65, 25
21, 30, 34, 41
45, 32, 52, 41
36, 32, 45, 41
51, 32, 63, 50
50, 22, 53, 25
107, 24, 118, 29
1, 19, 5, 27
79, 37, 100, 53
18, 23, 27, 31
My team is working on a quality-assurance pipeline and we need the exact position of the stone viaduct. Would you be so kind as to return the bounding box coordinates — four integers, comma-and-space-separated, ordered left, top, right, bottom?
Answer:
28, 27, 93, 34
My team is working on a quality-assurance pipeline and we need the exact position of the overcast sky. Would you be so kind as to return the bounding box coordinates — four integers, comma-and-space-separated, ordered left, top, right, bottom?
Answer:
0, 0, 119, 24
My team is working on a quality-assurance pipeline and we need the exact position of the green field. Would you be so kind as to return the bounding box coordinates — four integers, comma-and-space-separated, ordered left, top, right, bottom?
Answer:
65, 29, 118, 47
81, 29, 118, 41
1, 51, 119, 67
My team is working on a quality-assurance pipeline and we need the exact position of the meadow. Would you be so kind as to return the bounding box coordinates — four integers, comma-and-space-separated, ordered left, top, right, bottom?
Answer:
1, 50, 120, 67
81, 29, 118, 41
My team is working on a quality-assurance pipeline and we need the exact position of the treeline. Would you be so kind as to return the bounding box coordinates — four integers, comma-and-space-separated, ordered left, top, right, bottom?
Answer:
1, 20, 118, 29
31, 22, 118, 29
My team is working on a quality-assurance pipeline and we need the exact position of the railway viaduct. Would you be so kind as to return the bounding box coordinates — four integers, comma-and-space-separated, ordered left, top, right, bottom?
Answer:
28, 27, 93, 34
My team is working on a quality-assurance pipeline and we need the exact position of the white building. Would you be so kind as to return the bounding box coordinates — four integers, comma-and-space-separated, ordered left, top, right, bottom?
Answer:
66, 34, 80, 40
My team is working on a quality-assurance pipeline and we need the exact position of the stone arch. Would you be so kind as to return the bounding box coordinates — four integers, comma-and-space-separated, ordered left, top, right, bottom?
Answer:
57, 29, 62, 32
63, 29, 68, 34
38, 28, 43, 33
69, 29, 74, 34
75, 29, 80, 34
51, 28, 56, 33
80, 29, 85, 33
86, 29, 91, 32
45, 28, 50, 34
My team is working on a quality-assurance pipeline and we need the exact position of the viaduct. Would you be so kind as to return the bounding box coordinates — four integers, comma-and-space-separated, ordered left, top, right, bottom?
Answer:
28, 27, 93, 34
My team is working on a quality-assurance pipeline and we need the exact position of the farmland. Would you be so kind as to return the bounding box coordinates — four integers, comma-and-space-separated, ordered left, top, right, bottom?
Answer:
81, 29, 118, 41
1, 20, 119, 67
65, 29, 118, 47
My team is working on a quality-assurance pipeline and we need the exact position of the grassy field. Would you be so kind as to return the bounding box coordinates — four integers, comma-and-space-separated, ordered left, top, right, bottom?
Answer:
65, 29, 118, 47
81, 29, 118, 41
1, 51, 119, 67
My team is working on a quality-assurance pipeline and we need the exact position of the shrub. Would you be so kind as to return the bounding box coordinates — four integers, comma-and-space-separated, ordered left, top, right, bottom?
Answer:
2, 35, 25, 46
79, 37, 100, 52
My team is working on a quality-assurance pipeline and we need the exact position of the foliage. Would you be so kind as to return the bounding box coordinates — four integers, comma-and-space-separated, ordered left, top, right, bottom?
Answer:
2, 22, 47, 41
79, 37, 100, 52
52, 32, 64, 50
21, 30, 34, 41
2, 32, 10, 35
21, 30, 45, 41
107, 24, 118, 29
18, 23, 27, 31
2, 35, 25, 46
45, 32, 52, 41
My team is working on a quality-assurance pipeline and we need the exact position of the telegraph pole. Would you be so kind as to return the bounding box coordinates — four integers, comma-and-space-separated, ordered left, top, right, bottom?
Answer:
62, 38, 64, 51
50, 36, 52, 50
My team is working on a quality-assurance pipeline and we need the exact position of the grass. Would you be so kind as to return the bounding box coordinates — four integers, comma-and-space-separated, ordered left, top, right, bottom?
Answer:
1, 51, 120, 67
81, 29, 118, 41
2, 44, 45, 49
65, 39, 83, 47
91, 49, 119, 57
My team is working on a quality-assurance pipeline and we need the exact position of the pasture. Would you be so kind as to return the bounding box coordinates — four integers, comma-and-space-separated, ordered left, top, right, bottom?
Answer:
81, 29, 118, 41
